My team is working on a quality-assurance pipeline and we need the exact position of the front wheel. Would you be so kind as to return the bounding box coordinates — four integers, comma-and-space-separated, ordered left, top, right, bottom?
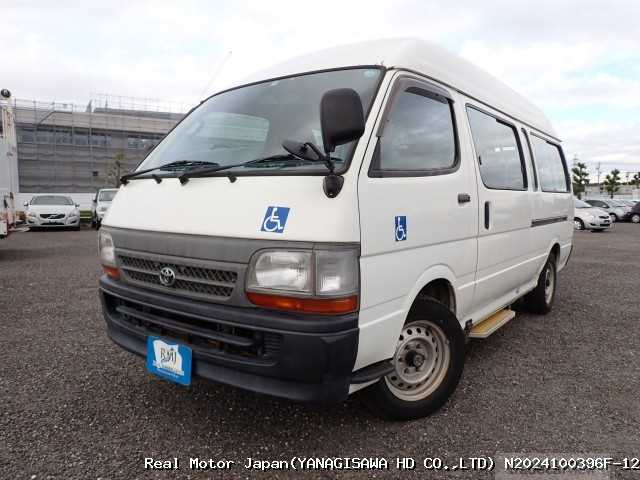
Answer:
573, 218, 584, 231
610, 213, 618, 222
631, 214, 640, 224
361, 298, 465, 420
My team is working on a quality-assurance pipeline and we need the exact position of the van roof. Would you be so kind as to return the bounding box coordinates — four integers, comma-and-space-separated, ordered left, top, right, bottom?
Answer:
236, 38, 558, 140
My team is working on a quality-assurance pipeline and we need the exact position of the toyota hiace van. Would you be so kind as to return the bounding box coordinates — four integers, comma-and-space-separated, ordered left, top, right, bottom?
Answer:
99, 39, 573, 419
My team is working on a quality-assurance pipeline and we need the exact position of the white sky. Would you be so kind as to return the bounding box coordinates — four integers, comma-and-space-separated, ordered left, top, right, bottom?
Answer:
3, 0, 639, 178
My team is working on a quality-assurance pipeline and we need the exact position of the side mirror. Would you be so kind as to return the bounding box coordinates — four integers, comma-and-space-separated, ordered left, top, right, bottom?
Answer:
320, 88, 365, 155
75, 203, 80, 208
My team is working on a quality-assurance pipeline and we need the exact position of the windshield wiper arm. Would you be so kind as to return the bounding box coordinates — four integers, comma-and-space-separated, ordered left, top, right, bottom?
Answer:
178, 154, 309, 184
121, 160, 219, 184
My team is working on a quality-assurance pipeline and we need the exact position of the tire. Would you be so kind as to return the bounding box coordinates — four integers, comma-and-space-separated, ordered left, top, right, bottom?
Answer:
573, 218, 584, 231
361, 297, 465, 420
610, 213, 618, 222
521, 256, 557, 315
631, 214, 640, 224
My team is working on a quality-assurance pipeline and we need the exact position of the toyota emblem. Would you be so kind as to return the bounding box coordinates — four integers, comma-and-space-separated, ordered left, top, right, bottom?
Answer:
159, 266, 176, 287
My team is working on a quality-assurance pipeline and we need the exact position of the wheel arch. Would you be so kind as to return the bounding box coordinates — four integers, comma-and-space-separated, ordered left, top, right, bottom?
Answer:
403, 265, 459, 320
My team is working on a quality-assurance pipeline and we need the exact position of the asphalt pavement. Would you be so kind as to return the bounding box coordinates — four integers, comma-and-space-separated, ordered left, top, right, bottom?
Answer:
1, 225, 639, 479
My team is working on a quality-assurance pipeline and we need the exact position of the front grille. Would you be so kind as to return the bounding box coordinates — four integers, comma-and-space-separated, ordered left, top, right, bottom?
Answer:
117, 253, 238, 301
40, 213, 65, 219
599, 215, 609, 219
109, 296, 281, 362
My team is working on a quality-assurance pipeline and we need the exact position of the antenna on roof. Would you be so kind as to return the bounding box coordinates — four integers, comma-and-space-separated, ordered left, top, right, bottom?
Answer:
199, 50, 233, 100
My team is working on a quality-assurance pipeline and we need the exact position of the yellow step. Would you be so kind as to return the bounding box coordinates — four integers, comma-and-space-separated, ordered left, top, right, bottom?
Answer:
469, 309, 515, 339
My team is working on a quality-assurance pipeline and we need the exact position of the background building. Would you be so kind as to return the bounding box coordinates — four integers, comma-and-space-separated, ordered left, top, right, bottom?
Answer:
9, 94, 187, 207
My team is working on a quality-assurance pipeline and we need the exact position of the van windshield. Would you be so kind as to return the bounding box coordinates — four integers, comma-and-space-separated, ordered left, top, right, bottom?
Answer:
136, 68, 382, 176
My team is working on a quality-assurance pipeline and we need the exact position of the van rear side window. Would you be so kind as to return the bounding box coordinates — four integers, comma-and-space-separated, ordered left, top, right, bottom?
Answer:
466, 107, 526, 191
530, 135, 569, 193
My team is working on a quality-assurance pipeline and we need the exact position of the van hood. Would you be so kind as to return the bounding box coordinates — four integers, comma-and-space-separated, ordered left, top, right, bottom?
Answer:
104, 176, 360, 243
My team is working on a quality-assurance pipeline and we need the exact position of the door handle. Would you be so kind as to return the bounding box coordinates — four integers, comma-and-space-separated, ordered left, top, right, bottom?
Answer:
484, 201, 490, 229
457, 193, 471, 204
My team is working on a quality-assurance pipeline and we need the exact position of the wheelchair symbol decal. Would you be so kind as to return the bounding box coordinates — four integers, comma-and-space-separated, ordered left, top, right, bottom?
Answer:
395, 216, 407, 242
261, 206, 290, 233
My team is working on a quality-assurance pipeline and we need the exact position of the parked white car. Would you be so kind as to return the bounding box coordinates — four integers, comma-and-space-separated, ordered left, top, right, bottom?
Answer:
98, 39, 573, 420
25, 195, 80, 230
574, 199, 611, 231
585, 198, 630, 222
91, 188, 118, 229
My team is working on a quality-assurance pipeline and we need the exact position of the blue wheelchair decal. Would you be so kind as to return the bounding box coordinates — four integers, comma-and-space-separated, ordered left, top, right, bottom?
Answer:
261, 206, 290, 233
395, 216, 407, 241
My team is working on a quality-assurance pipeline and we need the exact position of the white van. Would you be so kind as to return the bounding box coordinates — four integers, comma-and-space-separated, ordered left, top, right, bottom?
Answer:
99, 39, 573, 419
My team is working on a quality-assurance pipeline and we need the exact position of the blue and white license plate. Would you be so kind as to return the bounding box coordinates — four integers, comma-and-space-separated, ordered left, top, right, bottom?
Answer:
146, 336, 192, 386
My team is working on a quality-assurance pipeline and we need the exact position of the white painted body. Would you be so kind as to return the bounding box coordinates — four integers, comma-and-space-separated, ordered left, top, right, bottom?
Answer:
104, 39, 574, 392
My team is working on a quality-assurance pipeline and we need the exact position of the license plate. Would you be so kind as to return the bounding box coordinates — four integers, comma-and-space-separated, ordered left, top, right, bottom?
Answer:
45, 221, 62, 225
146, 336, 192, 386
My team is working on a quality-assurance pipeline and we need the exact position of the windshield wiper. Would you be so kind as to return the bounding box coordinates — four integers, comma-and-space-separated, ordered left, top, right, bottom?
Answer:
120, 160, 220, 184
177, 154, 315, 184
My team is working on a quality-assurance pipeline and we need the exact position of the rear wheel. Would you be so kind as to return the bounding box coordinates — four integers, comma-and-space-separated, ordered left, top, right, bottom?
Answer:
521, 256, 556, 314
631, 214, 640, 224
361, 298, 465, 420
573, 218, 584, 230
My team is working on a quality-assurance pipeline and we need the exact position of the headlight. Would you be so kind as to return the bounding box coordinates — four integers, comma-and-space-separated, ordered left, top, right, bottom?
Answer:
99, 230, 118, 270
586, 214, 595, 222
246, 248, 359, 314
248, 250, 312, 293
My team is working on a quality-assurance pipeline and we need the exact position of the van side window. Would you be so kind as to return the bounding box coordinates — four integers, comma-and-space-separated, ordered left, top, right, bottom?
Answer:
376, 89, 457, 173
466, 107, 526, 190
529, 135, 569, 193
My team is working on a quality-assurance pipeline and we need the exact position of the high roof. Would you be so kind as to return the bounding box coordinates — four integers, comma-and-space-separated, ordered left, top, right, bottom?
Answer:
234, 38, 558, 139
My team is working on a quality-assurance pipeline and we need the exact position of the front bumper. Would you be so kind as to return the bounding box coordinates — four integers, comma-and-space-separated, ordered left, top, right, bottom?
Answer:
27, 216, 80, 227
100, 276, 359, 402
586, 218, 612, 229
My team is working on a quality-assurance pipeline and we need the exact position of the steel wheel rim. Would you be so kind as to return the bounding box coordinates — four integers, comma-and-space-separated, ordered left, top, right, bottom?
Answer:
574, 220, 583, 230
385, 320, 451, 401
544, 264, 555, 304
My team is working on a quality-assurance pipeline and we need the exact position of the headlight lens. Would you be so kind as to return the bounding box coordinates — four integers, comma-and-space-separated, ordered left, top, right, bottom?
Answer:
99, 231, 116, 267
248, 250, 312, 293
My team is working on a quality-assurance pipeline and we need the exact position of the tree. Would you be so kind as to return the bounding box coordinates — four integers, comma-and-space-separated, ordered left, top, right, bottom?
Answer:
632, 172, 640, 190
105, 151, 126, 187
571, 162, 590, 199
603, 169, 621, 198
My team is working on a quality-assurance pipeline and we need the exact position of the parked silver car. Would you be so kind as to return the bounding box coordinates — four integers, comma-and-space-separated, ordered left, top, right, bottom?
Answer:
25, 195, 81, 230
91, 188, 118, 229
585, 198, 630, 222
574, 199, 611, 231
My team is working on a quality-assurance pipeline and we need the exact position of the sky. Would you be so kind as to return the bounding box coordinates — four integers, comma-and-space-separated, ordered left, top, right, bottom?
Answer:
3, 0, 639, 179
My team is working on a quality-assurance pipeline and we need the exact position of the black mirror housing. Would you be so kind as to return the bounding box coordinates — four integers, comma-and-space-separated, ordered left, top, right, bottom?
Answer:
320, 88, 365, 154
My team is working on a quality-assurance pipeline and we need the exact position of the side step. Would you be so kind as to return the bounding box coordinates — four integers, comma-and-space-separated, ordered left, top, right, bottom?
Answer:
469, 309, 516, 339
